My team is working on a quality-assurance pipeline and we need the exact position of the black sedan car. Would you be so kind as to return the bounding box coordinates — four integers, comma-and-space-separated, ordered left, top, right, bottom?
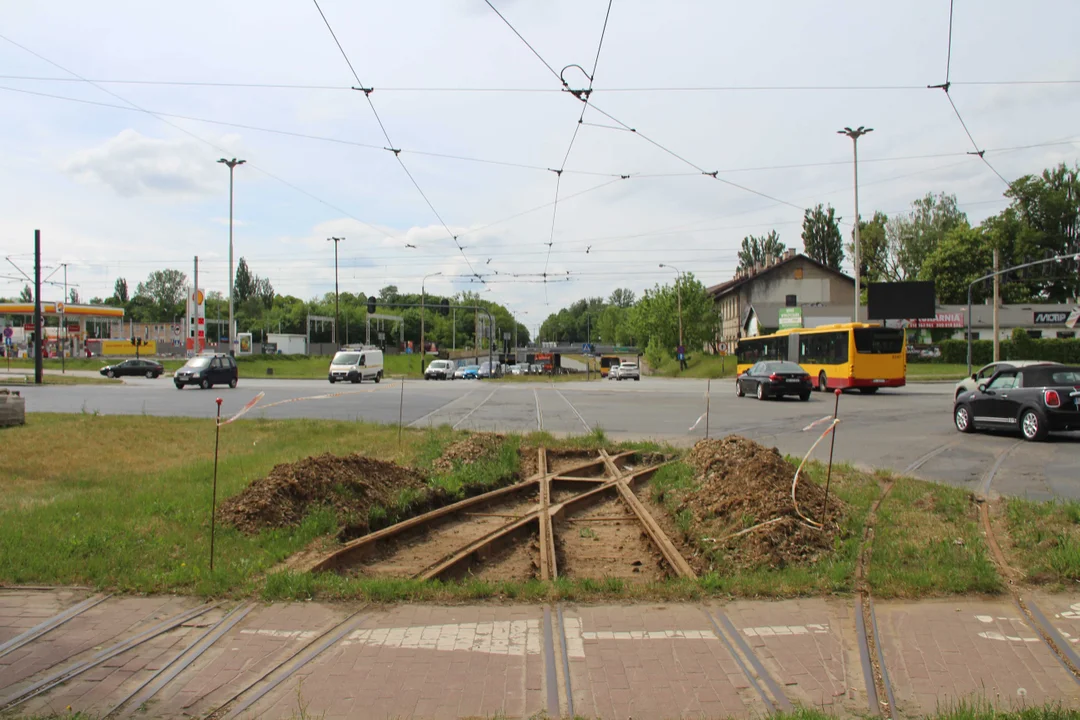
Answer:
736, 361, 813, 401
99, 358, 164, 379
954, 363, 1080, 441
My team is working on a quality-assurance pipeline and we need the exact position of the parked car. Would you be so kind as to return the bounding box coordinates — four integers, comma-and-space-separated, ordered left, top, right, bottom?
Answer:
461, 365, 480, 379
607, 364, 621, 380
453, 364, 469, 380
478, 361, 499, 379
510, 364, 524, 376
736, 361, 812, 401
954, 360, 1047, 399
100, 358, 164, 379
954, 363, 1080, 441
424, 359, 454, 380
174, 353, 238, 390
328, 347, 384, 384
615, 362, 640, 381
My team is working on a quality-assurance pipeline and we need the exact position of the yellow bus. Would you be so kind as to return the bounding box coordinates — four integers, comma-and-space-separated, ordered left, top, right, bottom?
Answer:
735, 322, 906, 393
599, 355, 621, 377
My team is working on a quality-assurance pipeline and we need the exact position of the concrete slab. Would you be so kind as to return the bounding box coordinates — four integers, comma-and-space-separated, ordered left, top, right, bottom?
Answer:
874, 597, 1080, 715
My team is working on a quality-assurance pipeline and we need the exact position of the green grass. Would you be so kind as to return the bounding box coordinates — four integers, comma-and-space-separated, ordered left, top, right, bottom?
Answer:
649, 353, 738, 379
869, 477, 1002, 597
1002, 498, 1080, 588
906, 362, 970, 380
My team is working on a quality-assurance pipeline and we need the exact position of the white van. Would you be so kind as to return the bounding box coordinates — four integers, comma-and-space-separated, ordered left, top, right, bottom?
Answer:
328, 346, 384, 384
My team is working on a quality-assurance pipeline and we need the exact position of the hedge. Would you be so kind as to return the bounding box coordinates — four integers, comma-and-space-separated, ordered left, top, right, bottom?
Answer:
935, 338, 1080, 366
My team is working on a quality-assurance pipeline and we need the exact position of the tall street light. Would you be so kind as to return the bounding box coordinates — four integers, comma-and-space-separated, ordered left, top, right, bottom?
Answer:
837, 126, 872, 323
217, 157, 245, 356
328, 237, 344, 347
420, 271, 442, 373
658, 263, 683, 348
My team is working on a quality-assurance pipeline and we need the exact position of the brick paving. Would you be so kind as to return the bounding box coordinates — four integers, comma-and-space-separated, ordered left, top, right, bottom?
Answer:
4, 590, 1080, 718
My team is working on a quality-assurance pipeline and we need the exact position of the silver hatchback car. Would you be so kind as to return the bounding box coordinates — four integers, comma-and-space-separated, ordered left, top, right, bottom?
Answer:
954, 360, 1047, 398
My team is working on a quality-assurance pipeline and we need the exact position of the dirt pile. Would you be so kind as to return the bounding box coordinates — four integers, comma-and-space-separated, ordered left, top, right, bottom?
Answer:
676, 436, 847, 570
219, 453, 425, 535
433, 433, 503, 474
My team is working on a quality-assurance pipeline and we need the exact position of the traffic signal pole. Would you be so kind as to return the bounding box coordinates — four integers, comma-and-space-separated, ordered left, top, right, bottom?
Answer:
34, 230, 42, 385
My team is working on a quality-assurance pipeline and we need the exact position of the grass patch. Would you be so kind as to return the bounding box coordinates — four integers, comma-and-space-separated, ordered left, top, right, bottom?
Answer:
869, 477, 1002, 597
1001, 498, 1080, 588
906, 362, 970, 381
649, 353, 738, 379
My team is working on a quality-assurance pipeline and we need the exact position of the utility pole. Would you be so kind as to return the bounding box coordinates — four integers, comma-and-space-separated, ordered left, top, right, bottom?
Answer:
452, 307, 456, 350
217, 157, 245, 356
420, 272, 442, 374
193, 256, 199, 354
838, 126, 873, 323
327, 237, 343, 347
34, 230, 42, 385
61, 263, 68, 374
992, 248, 1000, 362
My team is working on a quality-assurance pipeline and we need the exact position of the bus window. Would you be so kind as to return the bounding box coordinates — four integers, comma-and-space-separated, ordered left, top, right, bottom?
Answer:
854, 328, 904, 354
799, 331, 848, 365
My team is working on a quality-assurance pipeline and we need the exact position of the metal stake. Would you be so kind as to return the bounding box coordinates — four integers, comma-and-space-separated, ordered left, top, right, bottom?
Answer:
821, 389, 840, 525
705, 378, 711, 439
398, 376, 405, 447
210, 397, 223, 571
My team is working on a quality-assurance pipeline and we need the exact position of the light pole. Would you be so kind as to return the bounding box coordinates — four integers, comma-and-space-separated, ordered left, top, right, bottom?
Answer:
328, 237, 344, 347
659, 263, 683, 349
217, 157, 245, 356
838, 126, 872, 323
420, 271, 442, 373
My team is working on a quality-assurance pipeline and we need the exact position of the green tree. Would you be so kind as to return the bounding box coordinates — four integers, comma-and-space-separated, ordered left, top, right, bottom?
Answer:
919, 225, 992, 304
627, 272, 712, 352
884, 192, 967, 281
234, 258, 255, 304
608, 288, 636, 308
802, 204, 844, 270
113, 278, 129, 303
379, 285, 400, 303
253, 276, 275, 309
738, 230, 785, 270
19, 285, 32, 302
68, 288, 80, 304
848, 211, 889, 284
135, 269, 187, 319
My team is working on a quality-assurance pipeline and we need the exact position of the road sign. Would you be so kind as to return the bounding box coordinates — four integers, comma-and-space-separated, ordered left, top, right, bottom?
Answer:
503, 332, 511, 340
2, 327, 12, 339
23, 323, 34, 332
778, 307, 803, 330
173, 325, 181, 336
193, 290, 204, 304
67, 323, 80, 332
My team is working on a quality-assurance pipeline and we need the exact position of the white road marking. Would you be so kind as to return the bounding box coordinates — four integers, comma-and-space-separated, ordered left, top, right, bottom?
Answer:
562, 616, 717, 659
554, 388, 591, 432
978, 631, 1040, 643
742, 624, 829, 637
533, 388, 543, 431
340, 620, 542, 656
452, 388, 498, 429
975, 615, 994, 623
407, 386, 478, 428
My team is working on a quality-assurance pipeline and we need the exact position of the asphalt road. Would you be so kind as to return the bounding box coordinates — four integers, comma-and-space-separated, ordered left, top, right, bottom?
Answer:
15, 375, 1080, 500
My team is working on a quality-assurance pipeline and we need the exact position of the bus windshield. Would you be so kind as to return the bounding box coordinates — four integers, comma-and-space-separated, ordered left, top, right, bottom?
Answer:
853, 328, 904, 354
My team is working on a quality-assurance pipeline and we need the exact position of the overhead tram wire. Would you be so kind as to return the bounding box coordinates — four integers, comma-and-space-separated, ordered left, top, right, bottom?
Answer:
927, 0, 1011, 188
0, 34, 412, 251
310, 0, 483, 279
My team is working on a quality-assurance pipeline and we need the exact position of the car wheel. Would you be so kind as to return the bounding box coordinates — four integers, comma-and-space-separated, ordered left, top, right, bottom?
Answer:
1020, 409, 1048, 441
374, 373, 381, 384
329, 377, 336, 384
145, 370, 155, 379
818, 372, 828, 392
756, 383, 767, 400
352, 377, 360, 384
634, 376, 639, 381
200, 378, 210, 389
954, 404, 975, 433
229, 378, 238, 389
799, 392, 810, 402
735, 380, 744, 397
107, 370, 115, 378
175, 382, 184, 390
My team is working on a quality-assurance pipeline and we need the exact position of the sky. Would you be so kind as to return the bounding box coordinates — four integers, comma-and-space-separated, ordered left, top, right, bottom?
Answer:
1, 0, 1078, 334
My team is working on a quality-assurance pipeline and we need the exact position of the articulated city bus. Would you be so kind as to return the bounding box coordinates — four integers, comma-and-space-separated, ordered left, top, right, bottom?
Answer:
599, 354, 621, 377
735, 322, 906, 393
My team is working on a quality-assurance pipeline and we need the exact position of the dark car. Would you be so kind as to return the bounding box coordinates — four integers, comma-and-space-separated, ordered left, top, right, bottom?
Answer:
953, 363, 1080, 441
736, 361, 812, 401
100, 358, 164, 379
174, 353, 238, 390
478, 361, 499, 379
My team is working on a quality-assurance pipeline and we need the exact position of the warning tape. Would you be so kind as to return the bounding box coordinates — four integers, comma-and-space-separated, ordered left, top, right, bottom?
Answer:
218, 392, 264, 426
801, 414, 835, 432
791, 416, 842, 528
688, 412, 708, 432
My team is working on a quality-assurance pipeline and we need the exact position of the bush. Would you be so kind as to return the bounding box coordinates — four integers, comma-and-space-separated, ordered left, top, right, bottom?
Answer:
644, 336, 668, 371
938, 337, 1080, 366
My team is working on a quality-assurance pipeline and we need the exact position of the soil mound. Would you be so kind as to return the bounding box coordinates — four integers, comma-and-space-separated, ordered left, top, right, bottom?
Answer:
219, 453, 425, 535
676, 436, 847, 570
433, 433, 502, 474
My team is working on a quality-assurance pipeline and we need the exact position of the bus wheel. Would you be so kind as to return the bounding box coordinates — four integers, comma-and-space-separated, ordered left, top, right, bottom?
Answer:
818, 372, 828, 392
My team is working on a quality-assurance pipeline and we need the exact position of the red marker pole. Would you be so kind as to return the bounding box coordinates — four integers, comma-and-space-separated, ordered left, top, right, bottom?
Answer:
821, 389, 841, 525
210, 397, 223, 572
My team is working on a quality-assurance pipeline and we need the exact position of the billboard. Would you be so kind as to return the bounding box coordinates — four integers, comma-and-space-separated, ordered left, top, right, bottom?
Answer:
238, 332, 253, 355
867, 281, 936, 320
778, 307, 803, 330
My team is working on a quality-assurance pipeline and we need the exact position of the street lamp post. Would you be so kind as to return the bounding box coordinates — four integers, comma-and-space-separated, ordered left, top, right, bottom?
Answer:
420, 272, 442, 374
217, 157, 245, 356
659, 263, 683, 348
837, 126, 872, 324
328, 237, 344, 347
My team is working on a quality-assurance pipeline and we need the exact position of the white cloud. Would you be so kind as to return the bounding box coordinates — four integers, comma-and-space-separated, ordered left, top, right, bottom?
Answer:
62, 129, 228, 198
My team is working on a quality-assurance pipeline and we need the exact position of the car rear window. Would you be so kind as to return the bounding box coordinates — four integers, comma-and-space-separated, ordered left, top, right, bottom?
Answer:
766, 362, 805, 373
1021, 367, 1080, 386
853, 328, 905, 354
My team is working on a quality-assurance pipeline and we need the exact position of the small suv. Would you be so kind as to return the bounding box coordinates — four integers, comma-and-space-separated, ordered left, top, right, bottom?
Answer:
424, 359, 454, 380
174, 353, 238, 390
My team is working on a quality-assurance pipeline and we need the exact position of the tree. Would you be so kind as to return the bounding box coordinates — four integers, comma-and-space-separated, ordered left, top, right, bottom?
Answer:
884, 192, 967, 281
738, 230, 785, 270
378, 285, 399, 303
254, 276, 275, 309
234, 258, 255, 304
801, 204, 844, 270
68, 288, 80, 304
919, 225, 993, 304
608, 288, 636, 308
848, 212, 889, 284
19, 285, 32, 302
136, 269, 187, 309
113, 278, 129, 303
627, 272, 712, 352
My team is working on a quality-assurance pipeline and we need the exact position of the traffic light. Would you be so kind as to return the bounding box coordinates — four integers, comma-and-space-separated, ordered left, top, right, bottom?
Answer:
367, 296, 377, 314
440, 298, 450, 316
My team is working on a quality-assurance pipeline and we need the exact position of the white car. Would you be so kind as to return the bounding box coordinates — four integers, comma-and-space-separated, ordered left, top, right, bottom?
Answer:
615, 362, 640, 381
424, 359, 454, 380
953, 360, 1046, 398
607, 365, 621, 380
328, 347, 384, 384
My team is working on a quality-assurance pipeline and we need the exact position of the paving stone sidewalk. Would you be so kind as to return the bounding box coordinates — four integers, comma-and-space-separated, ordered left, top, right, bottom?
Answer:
2, 589, 1080, 719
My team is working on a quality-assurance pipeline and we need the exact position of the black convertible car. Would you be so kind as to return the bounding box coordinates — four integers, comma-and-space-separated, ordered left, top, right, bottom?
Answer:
953, 363, 1080, 441
99, 358, 164, 379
